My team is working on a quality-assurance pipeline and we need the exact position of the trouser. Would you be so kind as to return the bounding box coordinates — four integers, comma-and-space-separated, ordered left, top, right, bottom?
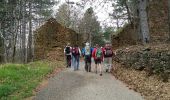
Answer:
66, 55, 71, 68
84, 55, 91, 72
72, 55, 80, 70
104, 57, 112, 72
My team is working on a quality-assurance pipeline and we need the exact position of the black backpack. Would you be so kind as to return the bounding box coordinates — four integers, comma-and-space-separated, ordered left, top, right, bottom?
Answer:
65, 47, 71, 54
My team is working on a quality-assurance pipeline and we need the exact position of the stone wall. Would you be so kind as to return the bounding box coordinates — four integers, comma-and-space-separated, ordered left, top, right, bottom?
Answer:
114, 44, 170, 82
34, 18, 82, 60
112, 24, 137, 49
112, 0, 169, 49
148, 0, 169, 42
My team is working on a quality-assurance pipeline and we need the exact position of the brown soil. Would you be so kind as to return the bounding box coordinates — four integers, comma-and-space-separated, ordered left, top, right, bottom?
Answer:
112, 61, 170, 100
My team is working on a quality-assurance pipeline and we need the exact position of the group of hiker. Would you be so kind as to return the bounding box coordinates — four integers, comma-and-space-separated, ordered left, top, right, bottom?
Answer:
64, 42, 114, 76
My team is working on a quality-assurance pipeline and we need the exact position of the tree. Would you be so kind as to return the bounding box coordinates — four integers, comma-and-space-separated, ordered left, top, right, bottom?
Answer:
79, 7, 102, 46
116, 0, 132, 24
0, 34, 4, 63
0, 0, 57, 63
103, 27, 114, 41
111, 0, 150, 44
55, 3, 70, 27
137, 0, 150, 43
110, 1, 127, 30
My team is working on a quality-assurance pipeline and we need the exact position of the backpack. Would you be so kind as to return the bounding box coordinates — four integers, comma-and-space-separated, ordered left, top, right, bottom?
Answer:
65, 46, 71, 54
85, 46, 91, 56
105, 48, 113, 57
96, 48, 102, 59
72, 47, 79, 56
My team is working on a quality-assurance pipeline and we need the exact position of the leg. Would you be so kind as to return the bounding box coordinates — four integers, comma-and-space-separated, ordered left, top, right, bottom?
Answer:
66, 55, 70, 68
66, 55, 69, 68
104, 58, 109, 72
108, 57, 112, 72
99, 63, 102, 76
95, 59, 97, 74
68, 55, 71, 67
73, 56, 76, 71
87, 56, 91, 72
77, 56, 80, 70
88, 62, 91, 72
85, 57, 88, 72
89, 57, 92, 72
95, 64, 97, 74
71, 56, 73, 68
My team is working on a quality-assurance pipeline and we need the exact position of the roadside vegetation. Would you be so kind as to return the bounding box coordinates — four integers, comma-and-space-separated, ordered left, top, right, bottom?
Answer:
0, 61, 64, 100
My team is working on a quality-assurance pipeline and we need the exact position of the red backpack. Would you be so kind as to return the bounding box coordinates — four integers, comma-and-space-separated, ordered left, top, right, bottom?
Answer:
72, 47, 80, 56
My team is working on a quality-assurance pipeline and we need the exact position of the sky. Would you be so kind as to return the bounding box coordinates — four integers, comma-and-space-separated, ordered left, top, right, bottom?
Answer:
53, 0, 126, 28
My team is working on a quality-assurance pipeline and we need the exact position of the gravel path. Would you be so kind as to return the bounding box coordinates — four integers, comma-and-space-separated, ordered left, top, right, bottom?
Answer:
34, 62, 144, 100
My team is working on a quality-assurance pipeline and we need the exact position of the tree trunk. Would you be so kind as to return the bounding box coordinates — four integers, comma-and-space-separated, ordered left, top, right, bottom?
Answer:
124, 0, 132, 24
138, 0, 150, 44
2, 29, 7, 63
12, 24, 18, 63
116, 18, 120, 29
21, 1, 27, 63
28, 1, 33, 62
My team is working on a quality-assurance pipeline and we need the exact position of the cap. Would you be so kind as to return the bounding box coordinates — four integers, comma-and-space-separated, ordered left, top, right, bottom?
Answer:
85, 42, 90, 46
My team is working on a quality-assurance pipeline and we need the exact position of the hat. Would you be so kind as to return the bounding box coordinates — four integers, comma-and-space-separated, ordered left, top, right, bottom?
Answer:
85, 42, 90, 46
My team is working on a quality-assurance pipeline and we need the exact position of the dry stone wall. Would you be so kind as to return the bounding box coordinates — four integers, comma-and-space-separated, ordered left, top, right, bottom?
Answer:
114, 44, 170, 82
34, 18, 82, 60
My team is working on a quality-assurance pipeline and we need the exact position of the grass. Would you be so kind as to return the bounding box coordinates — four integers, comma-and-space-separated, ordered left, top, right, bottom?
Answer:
0, 61, 64, 100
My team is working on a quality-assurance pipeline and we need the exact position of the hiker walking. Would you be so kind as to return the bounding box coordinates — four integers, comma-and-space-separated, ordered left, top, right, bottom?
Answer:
72, 44, 81, 71
103, 43, 114, 73
82, 42, 93, 72
92, 44, 104, 76
64, 43, 72, 68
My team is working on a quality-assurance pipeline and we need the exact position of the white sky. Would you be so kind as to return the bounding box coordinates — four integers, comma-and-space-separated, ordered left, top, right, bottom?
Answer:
53, 0, 126, 28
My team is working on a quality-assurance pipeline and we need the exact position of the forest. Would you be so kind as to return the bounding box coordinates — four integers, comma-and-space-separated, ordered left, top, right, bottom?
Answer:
0, 0, 170, 100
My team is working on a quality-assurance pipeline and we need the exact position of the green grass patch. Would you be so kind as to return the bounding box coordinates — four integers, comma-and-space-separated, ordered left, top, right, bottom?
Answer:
0, 61, 64, 100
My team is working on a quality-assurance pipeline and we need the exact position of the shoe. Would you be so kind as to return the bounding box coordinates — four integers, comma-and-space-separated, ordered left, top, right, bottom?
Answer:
106, 69, 108, 72
100, 73, 102, 76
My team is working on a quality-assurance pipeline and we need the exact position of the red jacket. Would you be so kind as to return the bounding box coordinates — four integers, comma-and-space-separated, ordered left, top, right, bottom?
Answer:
92, 47, 104, 61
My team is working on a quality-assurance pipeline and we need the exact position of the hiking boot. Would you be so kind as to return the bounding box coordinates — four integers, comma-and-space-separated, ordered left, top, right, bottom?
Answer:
106, 69, 108, 72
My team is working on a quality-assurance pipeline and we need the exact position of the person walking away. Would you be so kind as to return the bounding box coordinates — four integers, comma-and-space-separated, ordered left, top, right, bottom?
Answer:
64, 43, 72, 68
92, 44, 104, 76
82, 42, 93, 72
72, 45, 81, 71
103, 43, 113, 73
